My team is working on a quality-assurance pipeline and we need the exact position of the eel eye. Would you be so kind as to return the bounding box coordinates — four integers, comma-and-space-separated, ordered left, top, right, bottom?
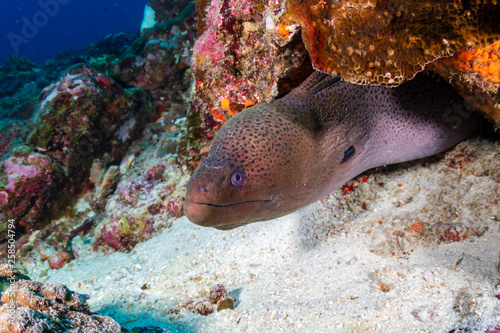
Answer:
230, 170, 244, 187
340, 145, 356, 164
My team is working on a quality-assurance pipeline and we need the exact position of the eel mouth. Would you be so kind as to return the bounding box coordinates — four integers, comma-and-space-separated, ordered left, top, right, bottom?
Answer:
184, 199, 274, 229
192, 200, 271, 208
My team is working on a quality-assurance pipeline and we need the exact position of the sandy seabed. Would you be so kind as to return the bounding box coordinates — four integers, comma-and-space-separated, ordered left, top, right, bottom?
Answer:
27, 138, 500, 333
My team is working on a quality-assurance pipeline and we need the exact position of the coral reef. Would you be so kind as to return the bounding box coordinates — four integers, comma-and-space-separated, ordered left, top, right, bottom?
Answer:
113, 39, 188, 90
445, 40, 500, 84
0, 56, 40, 99
0, 0, 497, 266
0, 0, 195, 330
0, 120, 23, 159
0, 53, 87, 138
80, 0, 196, 252
0, 55, 72, 160
141, 1, 195, 41
0, 280, 122, 333
0, 0, 195, 259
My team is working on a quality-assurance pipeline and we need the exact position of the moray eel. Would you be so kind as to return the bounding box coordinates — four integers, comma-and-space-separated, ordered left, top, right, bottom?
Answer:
185, 71, 481, 230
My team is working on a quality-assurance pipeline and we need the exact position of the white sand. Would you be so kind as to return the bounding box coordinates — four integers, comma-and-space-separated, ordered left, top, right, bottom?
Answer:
27, 139, 500, 332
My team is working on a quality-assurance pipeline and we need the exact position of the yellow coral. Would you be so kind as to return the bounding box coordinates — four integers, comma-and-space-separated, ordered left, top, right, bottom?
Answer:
221, 98, 231, 111
277, 23, 291, 40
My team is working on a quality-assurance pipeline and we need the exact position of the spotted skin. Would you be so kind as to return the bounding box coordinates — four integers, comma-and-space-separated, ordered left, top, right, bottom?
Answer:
185, 71, 481, 229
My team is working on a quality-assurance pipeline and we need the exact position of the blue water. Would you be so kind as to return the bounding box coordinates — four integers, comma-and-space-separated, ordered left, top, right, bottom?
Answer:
0, 0, 149, 65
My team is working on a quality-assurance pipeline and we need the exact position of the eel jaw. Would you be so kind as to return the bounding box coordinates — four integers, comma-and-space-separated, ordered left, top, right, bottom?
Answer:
184, 199, 275, 229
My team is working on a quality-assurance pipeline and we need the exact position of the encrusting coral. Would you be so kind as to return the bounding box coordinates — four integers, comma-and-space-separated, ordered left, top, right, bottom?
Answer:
279, 0, 500, 86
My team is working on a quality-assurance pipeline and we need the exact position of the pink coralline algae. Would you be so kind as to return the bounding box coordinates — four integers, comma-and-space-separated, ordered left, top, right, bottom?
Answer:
181, 0, 310, 160
166, 200, 182, 218
4, 155, 47, 191
93, 155, 186, 252
0, 149, 60, 228
95, 217, 142, 252
116, 181, 140, 207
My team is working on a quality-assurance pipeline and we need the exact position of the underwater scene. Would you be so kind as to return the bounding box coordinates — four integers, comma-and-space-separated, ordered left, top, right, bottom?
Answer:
0, 0, 500, 332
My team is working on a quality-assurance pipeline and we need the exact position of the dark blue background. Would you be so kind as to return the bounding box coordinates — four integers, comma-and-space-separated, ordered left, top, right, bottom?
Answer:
0, 0, 149, 65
